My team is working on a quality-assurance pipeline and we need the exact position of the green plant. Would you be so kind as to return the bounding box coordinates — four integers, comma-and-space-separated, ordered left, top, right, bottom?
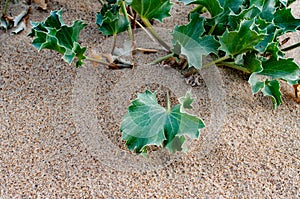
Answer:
28, 0, 300, 154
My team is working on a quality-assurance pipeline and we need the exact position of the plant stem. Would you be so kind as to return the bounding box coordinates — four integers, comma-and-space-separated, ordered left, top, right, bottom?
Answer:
85, 56, 110, 66
201, 55, 231, 69
208, 23, 216, 35
128, 14, 156, 42
120, 1, 133, 41
281, 42, 300, 52
111, 34, 117, 54
167, 90, 171, 113
217, 62, 251, 73
150, 53, 174, 65
190, 5, 205, 13
141, 17, 171, 52
3, 0, 9, 15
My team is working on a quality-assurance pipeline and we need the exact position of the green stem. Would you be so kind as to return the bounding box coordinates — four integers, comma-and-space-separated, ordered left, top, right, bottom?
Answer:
217, 62, 251, 73
201, 55, 231, 69
167, 90, 171, 113
111, 34, 117, 54
3, 0, 9, 15
281, 42, 300, 52
128, 14, 154, 41
208, 23, 216, 35
120, 1, 133, 41
141, 17, 171, 52
190, 5, 204, 13
150, 53, 174, 65
85, 56, 110, 66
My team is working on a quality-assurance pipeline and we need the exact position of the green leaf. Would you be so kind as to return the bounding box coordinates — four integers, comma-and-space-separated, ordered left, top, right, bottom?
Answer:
248, 73, 265, 94
178, 0, 223, 17
258, 58, 300, 84
131, 0, 172, 22
28, 9, 87, 67
218, 19, 265, 56
243, 52, 263, 73
248, 75, 282, 109
274, 7, 300, 33
262, 79, 282, 109
120, 90, 205, 154
178, 90, 194, 112
96, 3, 129, 35
218, 0, 243, 14
171, 14, 219, 68
228, 6, 261, 30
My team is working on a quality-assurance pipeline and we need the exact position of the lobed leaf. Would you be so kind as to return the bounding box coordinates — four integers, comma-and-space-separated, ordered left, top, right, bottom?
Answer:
259, 58, 300, 84
171, 14, 219, 68
218, 19, 265, 56
274, 7, 300, 33
120, 90, 205, 155
28, 9, 87, 67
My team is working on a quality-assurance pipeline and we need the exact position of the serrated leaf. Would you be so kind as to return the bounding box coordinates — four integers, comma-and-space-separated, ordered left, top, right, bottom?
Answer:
248, 75, 282, 109
96, 3, 129, 36
258, 58, 300, 84
131, 0, 172, 22
28, 9, 87, 67
171, 14, 219, 68
274, 7, 300, 33
228, 6, 261, 30
120, 90, 205, 154
218, 19, 265, 56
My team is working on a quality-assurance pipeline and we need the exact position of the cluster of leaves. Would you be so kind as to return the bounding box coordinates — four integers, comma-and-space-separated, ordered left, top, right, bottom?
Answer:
27, 0, 300, 155
174, 0, 300, 108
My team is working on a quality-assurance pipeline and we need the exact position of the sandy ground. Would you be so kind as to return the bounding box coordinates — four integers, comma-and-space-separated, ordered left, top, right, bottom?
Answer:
0, 0, 300, 198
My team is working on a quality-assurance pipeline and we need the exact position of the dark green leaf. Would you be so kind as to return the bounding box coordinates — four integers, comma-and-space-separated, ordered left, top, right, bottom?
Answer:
96, 3, 129, 35
120, 90, 205, 154
228, 6, 260, 30
218, 19, 265, 56
131, 0, 172, 22
28, 10, 87, 67
243, 52, 263, 73
274, 7, 300, 33
259, 58, 300, 84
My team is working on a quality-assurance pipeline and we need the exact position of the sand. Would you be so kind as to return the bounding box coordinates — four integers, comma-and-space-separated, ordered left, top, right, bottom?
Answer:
0, 0, 299, 198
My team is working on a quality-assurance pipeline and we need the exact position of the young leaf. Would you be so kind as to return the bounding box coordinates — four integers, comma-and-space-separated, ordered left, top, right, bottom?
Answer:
218, 19, 265, 56
120, 90, 205, 154
131, 0, 172, 22
28, 9, 87, 67
171, 14, 219, 68
96, 3, 129, 36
